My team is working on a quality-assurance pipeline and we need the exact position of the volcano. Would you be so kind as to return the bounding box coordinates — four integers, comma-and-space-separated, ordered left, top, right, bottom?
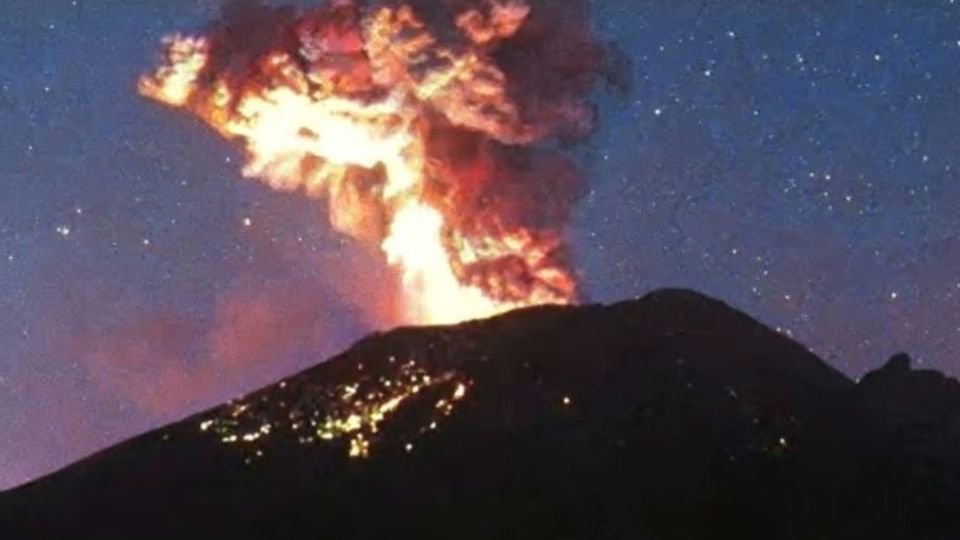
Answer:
2, 289, 958, 539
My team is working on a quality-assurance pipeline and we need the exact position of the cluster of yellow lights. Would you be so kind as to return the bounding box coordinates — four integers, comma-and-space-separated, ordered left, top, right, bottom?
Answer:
199, 357, 470, 461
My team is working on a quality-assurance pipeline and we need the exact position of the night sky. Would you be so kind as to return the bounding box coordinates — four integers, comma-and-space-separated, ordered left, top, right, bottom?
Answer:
2, 0, 959, 489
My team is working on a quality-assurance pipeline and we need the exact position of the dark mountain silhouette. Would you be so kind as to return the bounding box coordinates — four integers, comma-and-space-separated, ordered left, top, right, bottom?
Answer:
2, 289, 958, 539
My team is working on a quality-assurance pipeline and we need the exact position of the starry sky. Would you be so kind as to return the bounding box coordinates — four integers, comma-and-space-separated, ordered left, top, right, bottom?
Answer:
1, 0, 958, 489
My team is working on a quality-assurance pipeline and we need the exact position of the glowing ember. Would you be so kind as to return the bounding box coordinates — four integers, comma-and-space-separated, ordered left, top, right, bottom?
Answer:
140, 0, 604, 325
199, 357, 470, 459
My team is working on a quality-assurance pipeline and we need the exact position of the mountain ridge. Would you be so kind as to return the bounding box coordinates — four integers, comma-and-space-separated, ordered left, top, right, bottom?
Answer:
2, 288, 957, 539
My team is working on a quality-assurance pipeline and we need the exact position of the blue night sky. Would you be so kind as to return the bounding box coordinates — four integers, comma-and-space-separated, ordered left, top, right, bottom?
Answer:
1, 0, 958, 488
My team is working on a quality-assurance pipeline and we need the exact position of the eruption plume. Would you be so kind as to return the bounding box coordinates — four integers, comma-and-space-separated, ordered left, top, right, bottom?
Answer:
140, 0, 606, 325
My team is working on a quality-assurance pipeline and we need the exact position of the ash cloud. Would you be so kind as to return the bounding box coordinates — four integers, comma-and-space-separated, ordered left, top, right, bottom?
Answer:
142, 0, 621, 311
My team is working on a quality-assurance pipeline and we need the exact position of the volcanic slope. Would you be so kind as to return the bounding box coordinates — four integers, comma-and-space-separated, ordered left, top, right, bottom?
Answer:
2, 289, 959, 540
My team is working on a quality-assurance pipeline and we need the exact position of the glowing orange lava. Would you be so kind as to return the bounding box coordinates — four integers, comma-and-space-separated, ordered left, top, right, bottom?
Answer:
140, 0, 599, 325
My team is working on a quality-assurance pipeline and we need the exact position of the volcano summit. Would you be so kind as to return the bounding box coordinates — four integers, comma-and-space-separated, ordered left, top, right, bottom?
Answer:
2, 289, 958, 539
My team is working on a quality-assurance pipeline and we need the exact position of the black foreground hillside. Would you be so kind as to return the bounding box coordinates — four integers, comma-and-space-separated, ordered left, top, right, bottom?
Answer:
2, 289, 959, 539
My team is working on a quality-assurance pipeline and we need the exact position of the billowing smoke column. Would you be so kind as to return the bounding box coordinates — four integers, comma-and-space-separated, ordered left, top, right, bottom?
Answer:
140, 0, 606, 325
